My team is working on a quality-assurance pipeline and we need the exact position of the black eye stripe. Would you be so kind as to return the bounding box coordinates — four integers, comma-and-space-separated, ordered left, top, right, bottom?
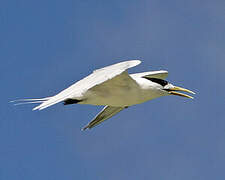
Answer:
143, 77, 168, 87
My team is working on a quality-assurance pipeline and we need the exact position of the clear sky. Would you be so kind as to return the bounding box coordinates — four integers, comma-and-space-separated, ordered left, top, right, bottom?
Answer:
1, 0, 225, 179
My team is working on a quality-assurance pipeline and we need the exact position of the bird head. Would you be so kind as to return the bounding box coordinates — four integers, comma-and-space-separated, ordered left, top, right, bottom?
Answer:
145, 78, 195, 99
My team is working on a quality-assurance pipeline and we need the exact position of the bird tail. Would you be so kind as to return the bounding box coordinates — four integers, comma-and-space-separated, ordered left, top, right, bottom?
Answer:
31, 94, 69, 111
12, 86, 81, 110
10, 97, 52, 110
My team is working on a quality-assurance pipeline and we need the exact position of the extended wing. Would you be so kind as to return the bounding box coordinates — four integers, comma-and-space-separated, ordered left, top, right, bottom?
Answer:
130, 70, 168, 80
82, 106, 126, 130
32, 60, 141, 110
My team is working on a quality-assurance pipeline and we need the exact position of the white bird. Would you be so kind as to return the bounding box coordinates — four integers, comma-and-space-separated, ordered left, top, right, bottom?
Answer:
12, 60, 195, 130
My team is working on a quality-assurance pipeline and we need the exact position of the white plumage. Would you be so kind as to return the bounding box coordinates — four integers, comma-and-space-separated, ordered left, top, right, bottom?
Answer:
12, 60, 195, 130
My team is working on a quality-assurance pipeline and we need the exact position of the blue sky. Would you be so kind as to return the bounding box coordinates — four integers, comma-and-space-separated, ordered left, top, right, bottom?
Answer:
1, 0, 225, 179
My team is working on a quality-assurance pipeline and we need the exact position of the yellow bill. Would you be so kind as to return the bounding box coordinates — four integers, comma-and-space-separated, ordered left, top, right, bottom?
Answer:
168, 86, 195, 99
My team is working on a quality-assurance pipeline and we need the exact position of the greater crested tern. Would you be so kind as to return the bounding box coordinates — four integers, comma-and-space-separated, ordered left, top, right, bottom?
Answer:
12, 60, 195, 130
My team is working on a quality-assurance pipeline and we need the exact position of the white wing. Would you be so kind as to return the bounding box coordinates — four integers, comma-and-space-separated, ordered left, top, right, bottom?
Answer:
84, 70, 140, 106
32, 60, 141, 110
82, 106, 126, 130
130, 70, 168, 80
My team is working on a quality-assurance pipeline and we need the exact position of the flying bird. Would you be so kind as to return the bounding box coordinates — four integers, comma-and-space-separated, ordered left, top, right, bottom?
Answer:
12, 60, 195, 130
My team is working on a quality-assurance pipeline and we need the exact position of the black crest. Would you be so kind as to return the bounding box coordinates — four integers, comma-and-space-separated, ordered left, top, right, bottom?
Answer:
143, 77, 168, 87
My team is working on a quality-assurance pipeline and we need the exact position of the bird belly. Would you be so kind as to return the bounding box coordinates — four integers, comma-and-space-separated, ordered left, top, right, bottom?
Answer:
80, 88, 163, 107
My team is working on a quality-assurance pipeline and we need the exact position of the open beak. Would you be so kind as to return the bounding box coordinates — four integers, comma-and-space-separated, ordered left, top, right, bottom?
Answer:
168, 86, 195, 99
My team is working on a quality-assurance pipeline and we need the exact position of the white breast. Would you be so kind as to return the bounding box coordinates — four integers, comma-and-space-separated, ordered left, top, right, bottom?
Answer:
81, 77, 166, 107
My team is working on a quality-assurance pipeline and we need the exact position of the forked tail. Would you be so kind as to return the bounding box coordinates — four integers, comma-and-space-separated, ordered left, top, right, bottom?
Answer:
10, 97, 51, 110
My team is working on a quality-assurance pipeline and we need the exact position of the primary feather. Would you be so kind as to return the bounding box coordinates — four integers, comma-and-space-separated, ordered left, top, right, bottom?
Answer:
32, 60, 141, 110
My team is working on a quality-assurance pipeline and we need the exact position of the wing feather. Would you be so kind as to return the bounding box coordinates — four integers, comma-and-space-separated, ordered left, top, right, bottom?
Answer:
130, 70, 168, 80
82, 106, 125, 130
33, 60, 141, 110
